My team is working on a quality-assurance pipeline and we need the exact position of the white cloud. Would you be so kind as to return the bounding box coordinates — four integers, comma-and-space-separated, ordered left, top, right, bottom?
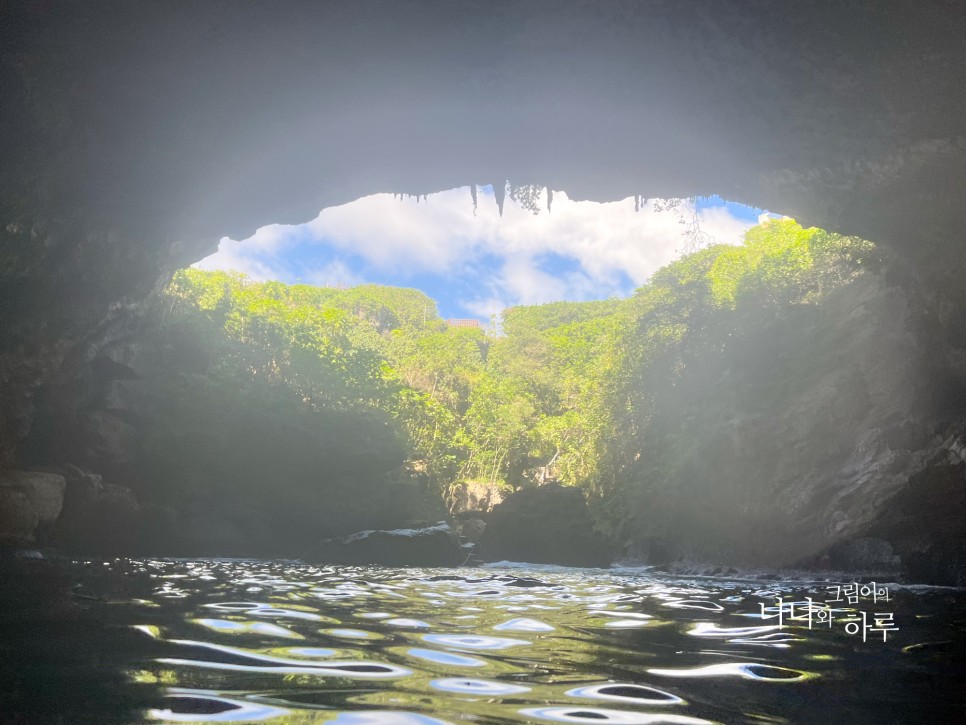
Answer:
304, 260, 364, 288
696, 205, 758, 248
194, 187, 756, 317
460, 296, 507, 321
194, 237, 278, 281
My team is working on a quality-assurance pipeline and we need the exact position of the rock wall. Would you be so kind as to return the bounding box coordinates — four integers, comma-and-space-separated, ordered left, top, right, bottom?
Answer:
617, 270, 966, 584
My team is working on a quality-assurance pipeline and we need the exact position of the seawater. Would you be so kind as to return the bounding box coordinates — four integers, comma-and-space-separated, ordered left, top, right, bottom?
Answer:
23, 559, 966, 723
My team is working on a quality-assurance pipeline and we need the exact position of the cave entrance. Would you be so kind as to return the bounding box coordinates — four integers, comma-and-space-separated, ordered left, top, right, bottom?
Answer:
193, 187, 768, 325
132, 186, 890, 563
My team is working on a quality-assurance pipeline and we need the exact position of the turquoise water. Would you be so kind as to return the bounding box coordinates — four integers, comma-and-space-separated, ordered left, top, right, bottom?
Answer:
10, 559, 966, 723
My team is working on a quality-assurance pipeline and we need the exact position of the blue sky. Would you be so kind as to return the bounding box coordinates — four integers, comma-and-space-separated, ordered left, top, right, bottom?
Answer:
196, 187, 767, 320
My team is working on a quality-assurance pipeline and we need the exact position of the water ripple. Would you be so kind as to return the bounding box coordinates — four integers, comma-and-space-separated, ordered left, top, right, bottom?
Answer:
648, 662, 814, 682
493, 617, 555, 632
157, 657, 411, 677
430, 677, 531, 695
566, 683, 684, 705
56, 559, 963, 724
405, 648, 487, 667
519, 707, 716, 724
328, 713, 455, 725
422, 634, 530, 650
150, 690, 289, 722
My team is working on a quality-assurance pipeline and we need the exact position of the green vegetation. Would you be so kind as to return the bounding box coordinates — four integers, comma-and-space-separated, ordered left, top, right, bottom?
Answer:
161, 220, 876, 544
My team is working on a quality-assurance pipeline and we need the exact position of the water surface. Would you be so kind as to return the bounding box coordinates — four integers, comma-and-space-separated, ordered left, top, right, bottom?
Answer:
22, 559, 966, 723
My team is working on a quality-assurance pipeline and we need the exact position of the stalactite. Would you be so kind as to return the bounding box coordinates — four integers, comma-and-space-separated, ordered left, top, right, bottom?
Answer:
547, 187, 553, 213
634, 195, 641, 212
470, 184, 478, 212
494, 181, 506, 217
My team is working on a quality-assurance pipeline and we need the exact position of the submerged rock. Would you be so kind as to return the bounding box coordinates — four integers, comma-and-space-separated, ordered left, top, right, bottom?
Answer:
305, 522, 464, 567
477, 484, 613, 568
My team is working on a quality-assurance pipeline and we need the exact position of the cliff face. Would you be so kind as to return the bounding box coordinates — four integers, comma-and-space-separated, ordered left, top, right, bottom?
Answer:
6, 309, 443, 557
1, 2, 965, 576
618, 270, 966, 584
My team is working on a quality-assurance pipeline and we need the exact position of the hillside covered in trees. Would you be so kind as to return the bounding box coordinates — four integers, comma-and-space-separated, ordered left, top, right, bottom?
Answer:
143, 219, 883, 557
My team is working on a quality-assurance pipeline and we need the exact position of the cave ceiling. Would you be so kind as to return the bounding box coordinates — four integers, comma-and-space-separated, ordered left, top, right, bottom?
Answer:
2, 0, 965, 277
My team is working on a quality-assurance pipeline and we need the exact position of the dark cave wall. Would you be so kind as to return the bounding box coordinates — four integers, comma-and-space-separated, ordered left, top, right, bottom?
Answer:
1, 0, 965, 574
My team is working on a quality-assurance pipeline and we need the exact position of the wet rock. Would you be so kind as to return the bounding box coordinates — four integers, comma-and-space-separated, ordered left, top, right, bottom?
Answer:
617, 538, 672, 568
0, 471, 66, 524
904, 539, 966, 587
477, 484, 613, 568
305, 522, 464, 567
0, 488, 39, 542
0, 471, 66, 543
457, 517, 486, 544
61, 464, 105, 504
54, 471, 181, 557
98, 483, 140, 514
828, 537, 900, 572
81, 409, 138, 464
52, 465, 104, 547
447, 481, 505, 514
53, 476, 144, 555
502, 577, 550, 588
867, 458, 966, 585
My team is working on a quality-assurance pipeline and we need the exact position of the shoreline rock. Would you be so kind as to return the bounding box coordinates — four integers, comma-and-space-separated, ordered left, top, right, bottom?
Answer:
304, 522, 464, 567
478, 484, 613, 568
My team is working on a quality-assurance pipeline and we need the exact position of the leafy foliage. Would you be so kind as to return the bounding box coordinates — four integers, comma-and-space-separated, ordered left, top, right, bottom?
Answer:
160, 219, 876, 541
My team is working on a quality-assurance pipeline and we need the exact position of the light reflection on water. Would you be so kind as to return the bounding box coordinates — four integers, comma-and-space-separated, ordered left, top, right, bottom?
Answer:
69, 560, 966, 723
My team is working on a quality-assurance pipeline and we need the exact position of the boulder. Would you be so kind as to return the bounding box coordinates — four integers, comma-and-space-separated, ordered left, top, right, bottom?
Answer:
53, 473, 147, 554
0, 488, 40, 542
478, 484, 613, 568
0, 471, 66, 542
0, 471, 66, 524
447, 481, 506, 514
98, 483, 140, 515
828, 537, 901, 572
458, 517, 487, 544
305, 522, 464, 567
61, 465, 105, 504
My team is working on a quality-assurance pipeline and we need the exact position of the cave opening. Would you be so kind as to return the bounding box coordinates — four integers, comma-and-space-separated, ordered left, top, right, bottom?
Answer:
32, 179, 921, 575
